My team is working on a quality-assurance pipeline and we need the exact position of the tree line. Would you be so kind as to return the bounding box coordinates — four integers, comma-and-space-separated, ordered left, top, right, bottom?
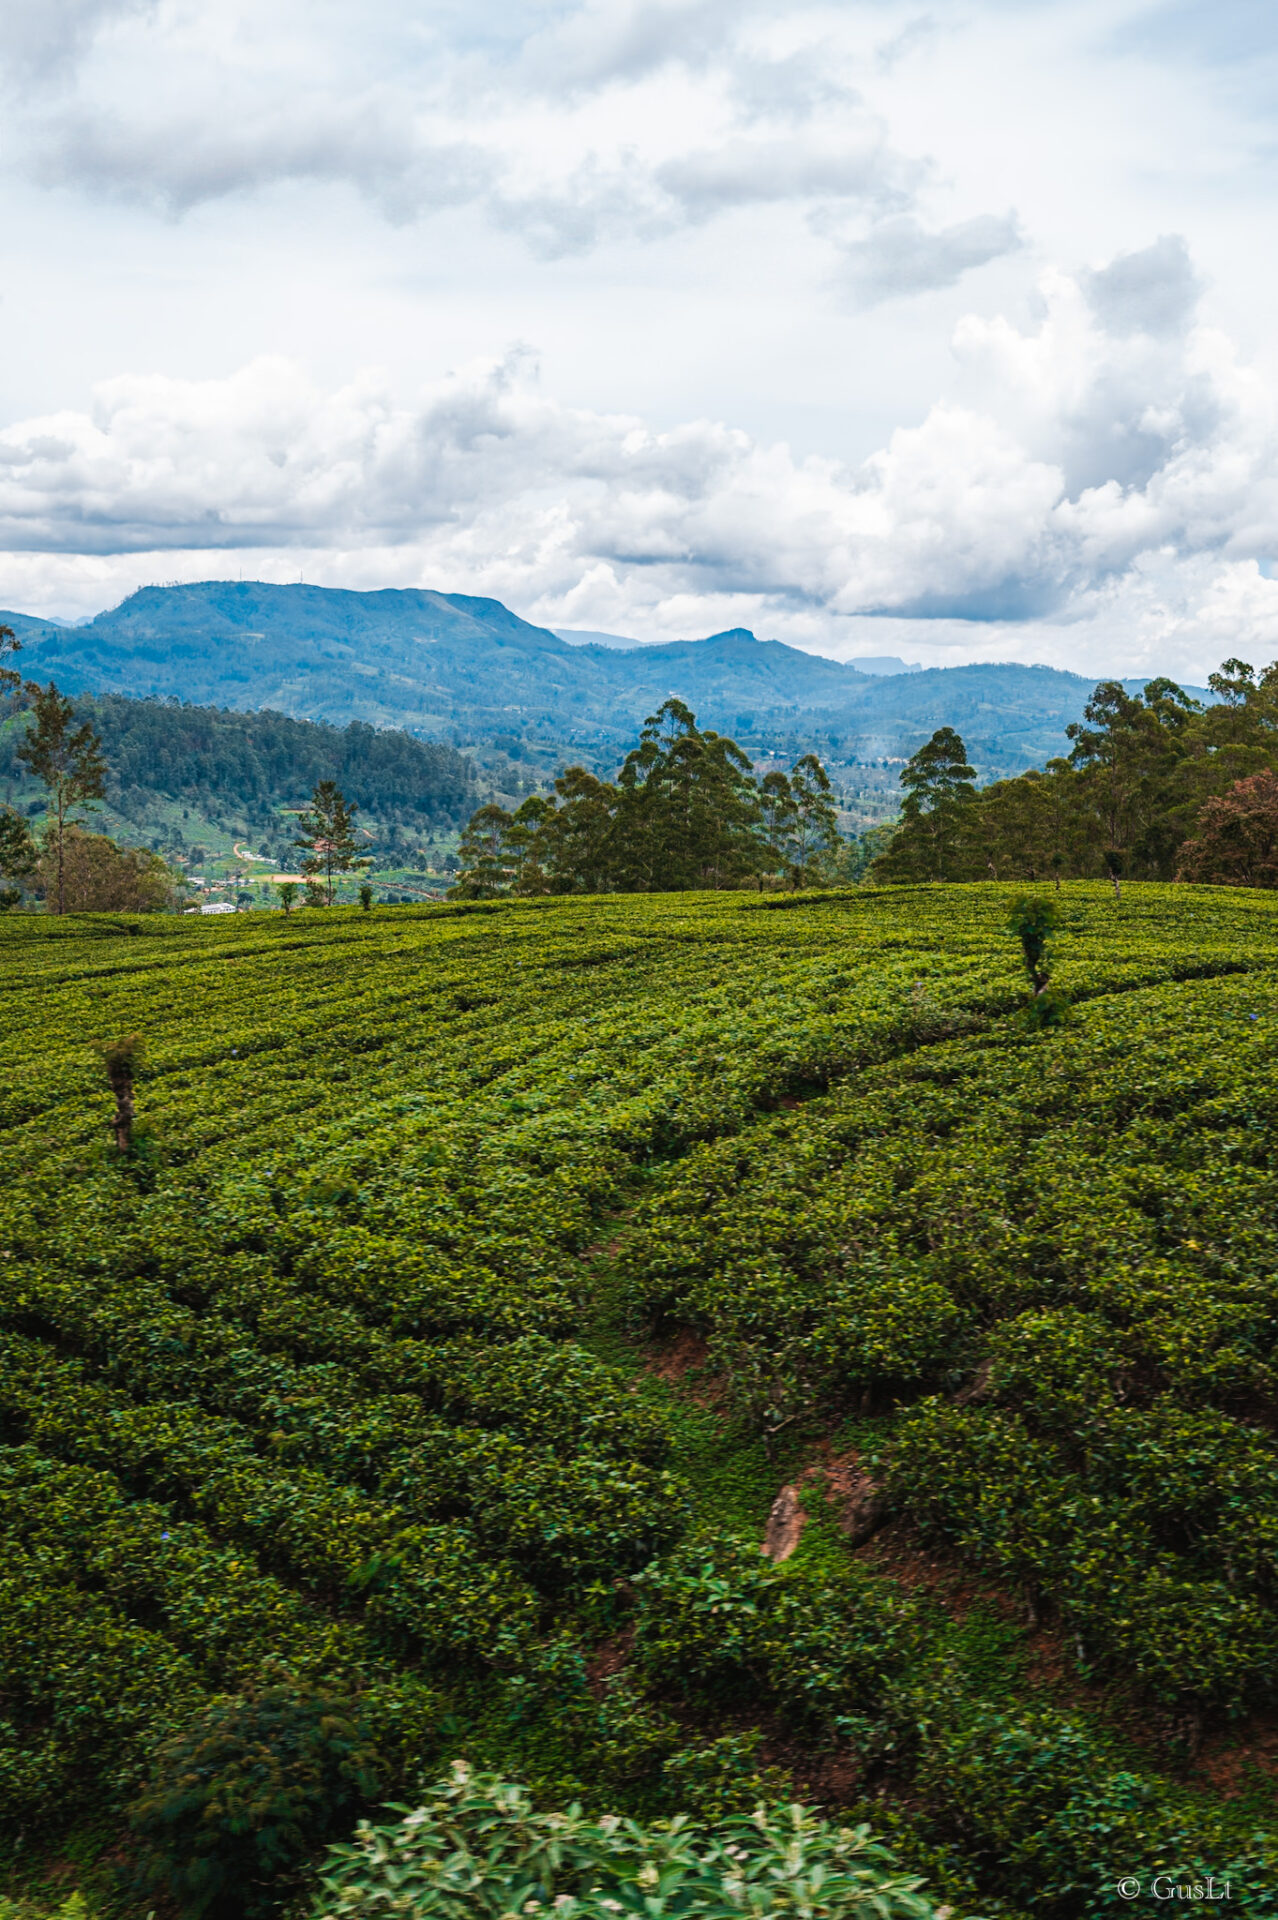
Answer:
0, 630, 163, 914
872, 659, 1278, 888
0, 630, 386, 914
451, 698, 842, 896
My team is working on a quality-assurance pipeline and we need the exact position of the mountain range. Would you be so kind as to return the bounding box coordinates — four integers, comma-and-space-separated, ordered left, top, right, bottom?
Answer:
1, 580, 1189, 783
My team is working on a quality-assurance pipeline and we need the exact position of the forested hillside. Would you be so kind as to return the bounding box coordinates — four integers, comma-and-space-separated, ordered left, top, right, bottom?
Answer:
1, 580, 1179, 789
0, 695, 476, 871
1, 886, 1274, 1918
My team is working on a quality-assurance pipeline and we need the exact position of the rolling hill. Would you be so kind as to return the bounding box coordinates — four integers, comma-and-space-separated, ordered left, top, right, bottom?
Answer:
0, 580, 1182, 786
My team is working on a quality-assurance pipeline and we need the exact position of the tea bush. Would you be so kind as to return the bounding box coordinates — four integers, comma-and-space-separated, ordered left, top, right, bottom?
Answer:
312, 1762, 941, 1918
1, 885, 1276, 1909
130, 1684, 388, 1920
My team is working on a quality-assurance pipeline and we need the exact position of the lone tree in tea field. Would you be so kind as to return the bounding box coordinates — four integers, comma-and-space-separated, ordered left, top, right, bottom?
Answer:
17, 681, 107, 915
1007, 894, 1059, 997
294, 780, 369, 906
95, 1034, 144, 1155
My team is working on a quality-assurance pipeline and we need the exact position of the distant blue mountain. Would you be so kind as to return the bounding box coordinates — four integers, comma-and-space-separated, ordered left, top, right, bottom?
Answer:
0, 579, 1193, 777
846, 655, 923, 676
555, 629, 923, 678
554, 627, 646, 648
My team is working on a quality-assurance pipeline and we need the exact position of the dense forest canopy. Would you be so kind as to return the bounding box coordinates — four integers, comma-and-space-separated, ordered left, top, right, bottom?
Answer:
0, 694, 477, 864
452, 698, 842, 895
874, 658, 1278, 885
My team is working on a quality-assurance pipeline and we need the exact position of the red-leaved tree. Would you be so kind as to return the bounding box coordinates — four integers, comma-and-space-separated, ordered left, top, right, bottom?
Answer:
1177, 770, 1278, 886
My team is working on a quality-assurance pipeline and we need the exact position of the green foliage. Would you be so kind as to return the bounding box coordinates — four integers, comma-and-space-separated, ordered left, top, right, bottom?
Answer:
866, 652, 1278, 885
905, 1697, 1277, 1916
295, 781, 370, 906
0, 620, 20, 701
1177, 768, 1278, 885
632, 1533, 924, 1739
0, 696, 476, 856
452, 803, 518, 898
0, 804, 36, 899
2, 883, 1277, 1911
0, 1897, 94, 1920
16, 682, 107, 914
129, 1683, 388, 1920
313, 1763, 942, 1918
620, 906, 1278, 1715
30, 827, 181, 913
1006, 894, 1058, 992
451, 701, 841, 896
1006, 895, 1068, 1027
873, 728, 977, 883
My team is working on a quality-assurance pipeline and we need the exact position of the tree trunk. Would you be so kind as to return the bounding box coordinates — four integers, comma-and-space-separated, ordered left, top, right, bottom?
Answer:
108, 1064, 134, 1153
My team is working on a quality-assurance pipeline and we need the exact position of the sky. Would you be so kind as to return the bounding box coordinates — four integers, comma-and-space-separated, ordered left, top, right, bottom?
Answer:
0, 0, 1277, 679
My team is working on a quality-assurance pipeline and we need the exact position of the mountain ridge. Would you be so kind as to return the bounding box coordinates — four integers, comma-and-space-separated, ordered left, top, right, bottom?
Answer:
0, 579, 1200, 783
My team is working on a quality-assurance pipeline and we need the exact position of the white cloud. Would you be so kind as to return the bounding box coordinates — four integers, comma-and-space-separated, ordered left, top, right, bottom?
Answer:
726, 46, 862, 124
1, 242, 1276, 685
0, 0, 151, 82
834, 211, 1024, 306
657, 133, 917, 221
29, 95, 492, 220
3, 1, 1278, 688
2, 0, 975, 265
516, 0, 747, 95
1081, 233, 1202, 340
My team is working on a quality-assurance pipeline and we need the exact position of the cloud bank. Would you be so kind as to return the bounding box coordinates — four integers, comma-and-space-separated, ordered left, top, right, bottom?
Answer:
2, 0, 1014, 275
2, 240, 1277, 681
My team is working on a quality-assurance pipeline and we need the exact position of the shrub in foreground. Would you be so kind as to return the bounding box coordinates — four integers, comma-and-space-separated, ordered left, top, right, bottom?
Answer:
129, 1684, 388, 1920
313, 1762, 944, 1918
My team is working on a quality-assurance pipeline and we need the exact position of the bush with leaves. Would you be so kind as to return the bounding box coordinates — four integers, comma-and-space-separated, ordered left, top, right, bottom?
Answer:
33, 826, 178, 913
313, 1762, 943, 1918
129, 1684, 390, 1920
632, 1533, 924, 1741
904, 1696, 1277, 1917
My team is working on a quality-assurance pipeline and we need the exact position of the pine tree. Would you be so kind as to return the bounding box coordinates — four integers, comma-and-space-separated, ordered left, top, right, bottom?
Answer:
293, 781, 368, 906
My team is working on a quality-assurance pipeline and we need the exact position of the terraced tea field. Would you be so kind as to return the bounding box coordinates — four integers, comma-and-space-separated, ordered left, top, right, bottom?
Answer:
1, 885, 1276, 1917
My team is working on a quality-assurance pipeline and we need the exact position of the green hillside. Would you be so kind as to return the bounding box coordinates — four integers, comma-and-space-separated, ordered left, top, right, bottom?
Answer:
0, 885, 1274, 1917
0, 694, 478, 880
2, 581, 1182, 794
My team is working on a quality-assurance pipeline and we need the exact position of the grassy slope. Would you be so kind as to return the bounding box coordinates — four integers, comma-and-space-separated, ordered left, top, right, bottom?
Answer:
0, 884, 1275, 1915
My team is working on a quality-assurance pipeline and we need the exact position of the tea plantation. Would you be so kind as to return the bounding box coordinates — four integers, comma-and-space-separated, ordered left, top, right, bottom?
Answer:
1, 885, 1275, 1917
